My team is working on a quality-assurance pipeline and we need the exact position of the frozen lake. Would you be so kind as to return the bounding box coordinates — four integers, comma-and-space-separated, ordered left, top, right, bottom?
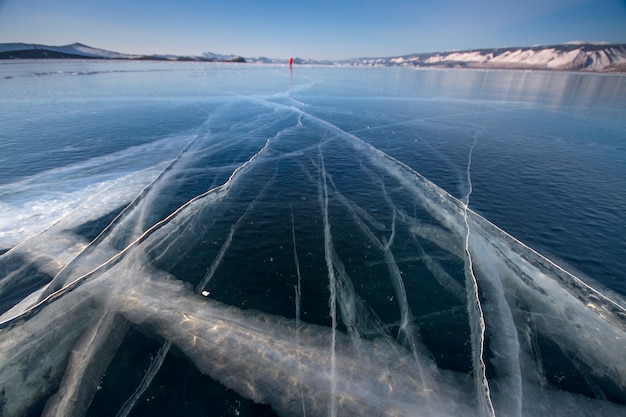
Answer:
0, 61, 625, 416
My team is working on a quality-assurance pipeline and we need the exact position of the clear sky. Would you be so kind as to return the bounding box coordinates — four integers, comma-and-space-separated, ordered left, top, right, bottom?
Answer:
1, 0, 625, 60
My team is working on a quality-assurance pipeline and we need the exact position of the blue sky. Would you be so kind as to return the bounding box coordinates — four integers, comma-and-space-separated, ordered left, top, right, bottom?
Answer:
1, 0, 625, 59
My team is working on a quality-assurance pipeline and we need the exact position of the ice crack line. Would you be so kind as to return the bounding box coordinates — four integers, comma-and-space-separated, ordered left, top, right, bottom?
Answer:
116, 340, 172, 417
463, 135, 496, 417
318, 150, 338, 417
291, 206, 307, 417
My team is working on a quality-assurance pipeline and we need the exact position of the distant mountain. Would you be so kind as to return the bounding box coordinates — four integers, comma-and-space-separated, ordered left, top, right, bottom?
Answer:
0, 43, 136, 60
344, 43, 626, 72
202, 51, 246, 62
0, 43, 246, 62
2, 42, 625, 72
243, 56, 333, 65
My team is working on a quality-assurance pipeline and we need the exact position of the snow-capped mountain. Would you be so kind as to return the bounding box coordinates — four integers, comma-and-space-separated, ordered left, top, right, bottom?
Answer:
345, 43, 626, 72
240, 55, 333, 65
202, 51, 239, 61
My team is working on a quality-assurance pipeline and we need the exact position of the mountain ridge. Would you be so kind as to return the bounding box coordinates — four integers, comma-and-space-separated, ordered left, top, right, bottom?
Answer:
345, 43, 626, 72
0, 42, 245, 62
1, 42, 625, 72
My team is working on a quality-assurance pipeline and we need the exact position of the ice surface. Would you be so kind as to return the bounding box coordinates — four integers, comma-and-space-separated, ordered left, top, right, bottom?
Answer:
0, 65, 625, 417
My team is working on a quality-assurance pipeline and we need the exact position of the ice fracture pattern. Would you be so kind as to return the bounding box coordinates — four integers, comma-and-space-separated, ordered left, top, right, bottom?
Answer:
1, 66, 625, 417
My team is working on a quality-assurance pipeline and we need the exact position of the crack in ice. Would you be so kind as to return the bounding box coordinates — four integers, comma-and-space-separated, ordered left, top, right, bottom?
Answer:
463, 134, 496, 417
291, 206, 307, 417
318, 149, 338, 417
